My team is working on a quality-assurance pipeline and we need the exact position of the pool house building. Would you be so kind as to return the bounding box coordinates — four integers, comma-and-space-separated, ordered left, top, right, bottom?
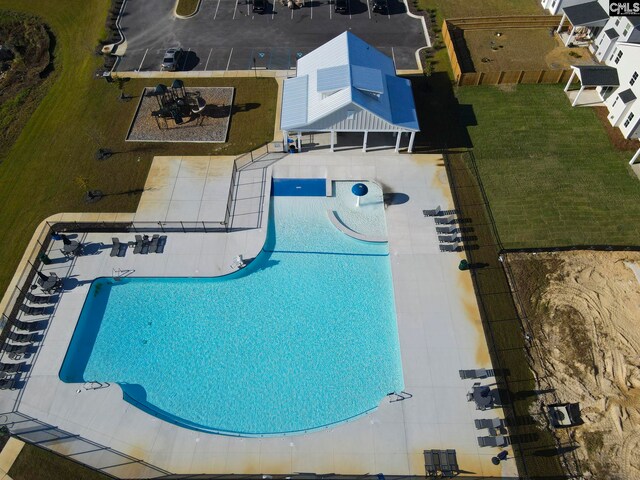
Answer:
280, 32, 420, 153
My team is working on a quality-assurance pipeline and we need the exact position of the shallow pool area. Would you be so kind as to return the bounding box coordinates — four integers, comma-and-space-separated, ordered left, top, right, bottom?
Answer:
59, 181, 403, 436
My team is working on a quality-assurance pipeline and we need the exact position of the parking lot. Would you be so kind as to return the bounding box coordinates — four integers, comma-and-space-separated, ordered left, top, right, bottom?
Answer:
116, 0, 428, 72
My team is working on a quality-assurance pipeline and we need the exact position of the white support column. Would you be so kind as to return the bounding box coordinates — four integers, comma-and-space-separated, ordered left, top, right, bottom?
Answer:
564, 69, 576, 92
630, 147, 640, 165
408, 131, 416, 153
394, 131, 402, 153
571, 85, 585, 107
283, 130, 289, 152
556, 13, 566, 33
330, 130, 335, 152
565, 26, 576, 47
297, 132, 302, 151
362, 131, 368, 152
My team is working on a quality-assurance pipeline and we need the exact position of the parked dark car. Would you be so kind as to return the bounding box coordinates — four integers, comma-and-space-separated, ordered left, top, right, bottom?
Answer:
372, 0, 387, 13
161, 47, 184, 71
334, 0, 348, 13
253, 0, 267, 12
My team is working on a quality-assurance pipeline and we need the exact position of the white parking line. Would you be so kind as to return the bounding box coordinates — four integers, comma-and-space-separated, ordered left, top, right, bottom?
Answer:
226, 48, 234, 70
387, 5, 390, 19
272, 0, 276, 19
310, 0, 313, 18
247, 0, 251, 16
233, 0, 239, 19
366, 0, 371, 18
391, 47, 396, 69
291, 6, 294, 18
137, 48, 149, 72
349, 0, 352, 19
214, 0, 221, 18
329, 1, 332, 19
204, 48, 213, 70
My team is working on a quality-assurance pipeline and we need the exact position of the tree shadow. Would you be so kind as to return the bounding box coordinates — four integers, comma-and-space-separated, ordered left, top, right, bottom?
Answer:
387, 0, 406, 14
181, 51, 201, 71
349, 0, 369, 14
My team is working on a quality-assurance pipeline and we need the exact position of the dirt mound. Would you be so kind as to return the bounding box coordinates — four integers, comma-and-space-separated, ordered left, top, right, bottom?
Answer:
506, 251, 640, 479
0, 10, 51, 100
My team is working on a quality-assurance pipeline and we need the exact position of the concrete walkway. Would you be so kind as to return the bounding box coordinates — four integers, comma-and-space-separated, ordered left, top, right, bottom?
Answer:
0, 438, 24, 480
0, 150, 518, 478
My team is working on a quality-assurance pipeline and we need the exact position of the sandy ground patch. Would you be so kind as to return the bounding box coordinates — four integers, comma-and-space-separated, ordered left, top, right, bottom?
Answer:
505, 250, 640, 479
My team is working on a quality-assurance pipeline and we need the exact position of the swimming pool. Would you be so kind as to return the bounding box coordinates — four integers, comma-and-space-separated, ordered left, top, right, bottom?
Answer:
60, 181, 403, 436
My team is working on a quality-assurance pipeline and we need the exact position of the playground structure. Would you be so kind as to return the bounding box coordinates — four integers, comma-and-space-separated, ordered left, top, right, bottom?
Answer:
150, 79, 207, 129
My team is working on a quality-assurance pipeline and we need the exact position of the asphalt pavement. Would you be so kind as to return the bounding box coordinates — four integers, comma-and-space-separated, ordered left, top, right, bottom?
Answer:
116, 0, 428, 72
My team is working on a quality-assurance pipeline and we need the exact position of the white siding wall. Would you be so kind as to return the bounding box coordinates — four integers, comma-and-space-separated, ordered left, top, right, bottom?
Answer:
603, 44, 640, 138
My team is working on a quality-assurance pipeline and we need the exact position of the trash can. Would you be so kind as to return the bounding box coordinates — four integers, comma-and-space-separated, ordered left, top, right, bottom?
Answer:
38, 253, 52, 265
458, 259, 469, 271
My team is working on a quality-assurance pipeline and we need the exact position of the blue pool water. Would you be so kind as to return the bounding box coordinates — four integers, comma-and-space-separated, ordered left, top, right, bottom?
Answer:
60, 182, 403, 436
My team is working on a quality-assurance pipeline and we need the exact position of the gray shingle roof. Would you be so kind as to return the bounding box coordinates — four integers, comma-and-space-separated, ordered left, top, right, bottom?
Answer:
574, 65, 620, 87
563, 1, 609, 26
619, 88, 637, 104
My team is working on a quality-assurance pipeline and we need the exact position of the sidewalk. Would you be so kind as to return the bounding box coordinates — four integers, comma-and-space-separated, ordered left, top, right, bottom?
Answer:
0, 438, 24, 480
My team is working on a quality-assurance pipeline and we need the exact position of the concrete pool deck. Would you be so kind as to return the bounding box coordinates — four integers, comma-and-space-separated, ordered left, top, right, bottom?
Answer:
0, 151, 518, 478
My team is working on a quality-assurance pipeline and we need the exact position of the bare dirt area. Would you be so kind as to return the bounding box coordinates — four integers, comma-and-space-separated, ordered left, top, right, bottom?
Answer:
463, 29, 593, 72
506, 250, 640, 479
0, 10, 52, 161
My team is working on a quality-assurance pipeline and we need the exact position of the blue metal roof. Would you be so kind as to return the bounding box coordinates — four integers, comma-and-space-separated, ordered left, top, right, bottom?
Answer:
351, 65, 384, 94
280, 75, 308, 130
317, 65, 350, 92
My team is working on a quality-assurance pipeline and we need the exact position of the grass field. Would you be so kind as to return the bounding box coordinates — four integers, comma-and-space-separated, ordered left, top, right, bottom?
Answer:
418, 0, 543, 23
0, 1, 277, 298
463, 29, 593, 72
9, 444, 110, 480
455, 84, 640, 248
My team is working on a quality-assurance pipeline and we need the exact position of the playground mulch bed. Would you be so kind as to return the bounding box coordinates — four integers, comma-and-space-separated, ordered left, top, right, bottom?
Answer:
126, 87, 234, 142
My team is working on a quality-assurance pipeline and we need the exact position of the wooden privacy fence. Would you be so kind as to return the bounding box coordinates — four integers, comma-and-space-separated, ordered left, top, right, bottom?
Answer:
441, 16, 576, 86
458, 69, 574, 86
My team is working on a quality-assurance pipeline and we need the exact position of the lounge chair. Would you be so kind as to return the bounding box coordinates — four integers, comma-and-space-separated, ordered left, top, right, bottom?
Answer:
477, 435, 508, 447
156, 235, 167, 254
435, 225, 457, 235
423, 450, 438, 477
6, 331, 38, 343
24, 292, 55, 305
140, 235, 150, 255
110, 237, 121, 257
439, 243, 459, 253
0, 378, 17, 390
460, 368, 490, 380
0, 362, 24, 374
148, 234, 160, 254
438, 234, 458, 243
445, 449, 459, 476
434, 215, 455, 225
133, 235, 144, 254
7, 346, 33, 360
423, 206, 441, 217
439, 450, 451, 475
12, 319, 47, 332
19, 304, 48, 316
475, 418, 504, 430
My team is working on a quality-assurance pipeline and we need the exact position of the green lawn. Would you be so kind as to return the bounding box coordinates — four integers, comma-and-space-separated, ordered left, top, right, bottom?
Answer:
0, 1, 276, 297
9, 444, 110, 480
455, 84, 640, 248
418, 0, 543, 20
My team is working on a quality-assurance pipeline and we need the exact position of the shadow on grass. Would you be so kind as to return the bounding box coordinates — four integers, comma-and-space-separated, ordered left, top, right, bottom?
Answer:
405, 72, 474, 152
